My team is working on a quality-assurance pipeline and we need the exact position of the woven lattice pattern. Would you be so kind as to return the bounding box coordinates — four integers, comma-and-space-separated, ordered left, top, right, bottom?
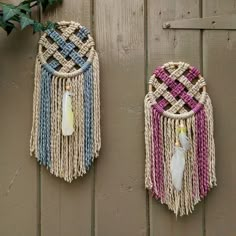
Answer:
30, 21, 101, 182
144, 62, 216, 215
149, 62, 206, 114
39, 21, 95, 73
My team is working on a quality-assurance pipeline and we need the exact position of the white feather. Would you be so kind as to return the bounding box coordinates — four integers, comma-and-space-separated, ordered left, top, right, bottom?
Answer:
179, 131, 190, 151
62, 91, 74, 136
170, 146, 185, 192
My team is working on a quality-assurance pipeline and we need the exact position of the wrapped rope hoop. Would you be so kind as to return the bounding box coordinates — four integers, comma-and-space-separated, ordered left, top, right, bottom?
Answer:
38, 21, 96, 77
30, 21, 101, 182
149, 76, 207, 120
144, 62, 216, 216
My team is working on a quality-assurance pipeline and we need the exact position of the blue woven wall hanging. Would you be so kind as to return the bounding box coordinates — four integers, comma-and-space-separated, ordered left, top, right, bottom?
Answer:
30, 21, 101, 182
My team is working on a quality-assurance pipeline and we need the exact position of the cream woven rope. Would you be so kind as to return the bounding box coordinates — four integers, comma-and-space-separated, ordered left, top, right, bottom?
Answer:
144, 62, 216, 216
38, 21, 95, 77
148, 62, 207, 119
30, 21, 101, 182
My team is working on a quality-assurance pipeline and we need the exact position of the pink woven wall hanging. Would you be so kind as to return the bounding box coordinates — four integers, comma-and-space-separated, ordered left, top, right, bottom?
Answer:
144, 62, 216, 216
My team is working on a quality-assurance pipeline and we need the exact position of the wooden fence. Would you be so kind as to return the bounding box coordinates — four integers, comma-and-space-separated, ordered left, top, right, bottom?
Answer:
0, 0, 235, 235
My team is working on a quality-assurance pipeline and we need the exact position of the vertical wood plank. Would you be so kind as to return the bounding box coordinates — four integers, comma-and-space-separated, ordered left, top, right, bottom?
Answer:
203, 1, 236, 235
148, 0, 204, 235
94, 1, 147, 235
40, 1, 94, 236
0, 1, 39, 236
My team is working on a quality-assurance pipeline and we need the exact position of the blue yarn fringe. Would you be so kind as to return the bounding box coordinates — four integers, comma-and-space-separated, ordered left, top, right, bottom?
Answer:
39, 68, 52, 167
38, 62, 94, 171
84, 66, 94, 170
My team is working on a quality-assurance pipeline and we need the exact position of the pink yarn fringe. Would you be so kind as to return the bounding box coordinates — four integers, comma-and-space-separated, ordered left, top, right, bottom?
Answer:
195, 108, 209, 198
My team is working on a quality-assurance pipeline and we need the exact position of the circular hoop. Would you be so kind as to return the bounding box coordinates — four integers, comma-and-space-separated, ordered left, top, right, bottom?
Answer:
38, 21, 95, 78
148, 62, 207, 119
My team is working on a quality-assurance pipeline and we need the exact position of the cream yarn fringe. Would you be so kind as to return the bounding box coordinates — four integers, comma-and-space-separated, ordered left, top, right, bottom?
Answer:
30, 52, 101, 182
144, 94, 216, 216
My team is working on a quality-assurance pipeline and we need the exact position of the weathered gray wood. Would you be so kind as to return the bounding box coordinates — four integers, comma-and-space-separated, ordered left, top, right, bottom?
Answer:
40, 1, 94, 236
203, 1, 236, 235
94, 1, 147, 235
148, 0, 204, 235
0, 1, 39, 236
1, 1, 236, 235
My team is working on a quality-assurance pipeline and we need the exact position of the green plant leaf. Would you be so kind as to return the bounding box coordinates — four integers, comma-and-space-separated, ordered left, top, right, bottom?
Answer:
39, 0, 62, 11
45, 20, 56, 29
2, 5, 20, 21
18, 2, 31, 13
4, 22, 15, 34
20, 14, 34, 29
0, 17, 15, 34
0, 2, 10, 7
33, 20, 57, 33
0, 0, 62, 34
33, 21, 43, 33
49, 0, 62, 4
